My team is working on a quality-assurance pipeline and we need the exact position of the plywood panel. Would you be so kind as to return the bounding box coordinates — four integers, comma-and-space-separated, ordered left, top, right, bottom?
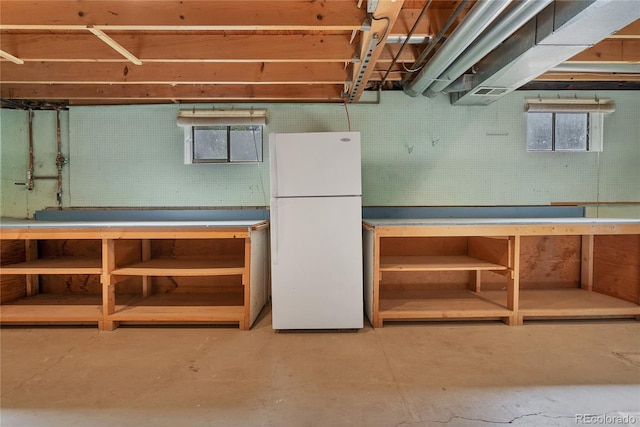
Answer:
151, 275, 243, 294
593, 234, 640, 304
249, 228, 268, 327
38, 239, 102, 258
519, 235, 581, 288
1, 276, 26, 303
39, 274, 102, 294
1, 239, 26, 264
1, 240, 26, 303
380, 236, 467, 257
115, 239, 142, 268
115, 276, 143, 295
151, 238, 245, 262
468, 236, 510, 266
381, 270, 471, 291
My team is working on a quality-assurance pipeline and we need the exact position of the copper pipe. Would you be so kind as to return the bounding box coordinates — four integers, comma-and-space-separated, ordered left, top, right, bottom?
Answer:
27, 110, 34, 190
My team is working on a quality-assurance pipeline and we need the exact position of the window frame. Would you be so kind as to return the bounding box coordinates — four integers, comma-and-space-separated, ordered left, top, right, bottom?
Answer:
526, 111, 604, 153
184, 124, 264, 164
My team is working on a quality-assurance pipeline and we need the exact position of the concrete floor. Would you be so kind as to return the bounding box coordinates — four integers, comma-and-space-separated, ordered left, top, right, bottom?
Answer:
1, 308, 639, 427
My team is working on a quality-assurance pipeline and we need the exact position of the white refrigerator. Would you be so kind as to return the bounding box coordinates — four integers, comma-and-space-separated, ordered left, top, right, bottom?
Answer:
269, 132, 363, 330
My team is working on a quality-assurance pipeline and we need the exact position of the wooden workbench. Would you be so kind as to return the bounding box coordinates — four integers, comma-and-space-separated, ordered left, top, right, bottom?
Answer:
363, 218, 640, 327
0, 219, 269, 330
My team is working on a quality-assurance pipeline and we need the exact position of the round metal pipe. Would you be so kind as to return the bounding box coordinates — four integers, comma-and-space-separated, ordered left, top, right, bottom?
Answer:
424, 0, 554, 97
401, 0, 471, 85
403, 0, 513, 97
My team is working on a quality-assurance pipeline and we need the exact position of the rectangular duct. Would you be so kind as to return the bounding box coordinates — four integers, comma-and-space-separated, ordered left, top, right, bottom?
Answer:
451, 0, 640, 106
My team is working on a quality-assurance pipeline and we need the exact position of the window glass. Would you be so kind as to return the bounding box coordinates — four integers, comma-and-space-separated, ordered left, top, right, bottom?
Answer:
193, 126, 227, 161
555, 113, 588, 151
526, 113, 553, 151
230, 125, 263, 162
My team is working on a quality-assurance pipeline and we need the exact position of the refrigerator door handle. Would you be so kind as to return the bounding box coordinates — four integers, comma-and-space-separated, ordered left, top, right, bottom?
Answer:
271, 138, 279, 198
272, 201, 278, 265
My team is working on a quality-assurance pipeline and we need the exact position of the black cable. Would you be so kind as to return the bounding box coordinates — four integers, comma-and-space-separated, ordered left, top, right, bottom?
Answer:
370, 14, 390, 46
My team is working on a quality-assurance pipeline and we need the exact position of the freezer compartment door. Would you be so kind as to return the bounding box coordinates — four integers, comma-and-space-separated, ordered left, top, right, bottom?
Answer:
270, 132, 361, 198
270, 196, 363, 329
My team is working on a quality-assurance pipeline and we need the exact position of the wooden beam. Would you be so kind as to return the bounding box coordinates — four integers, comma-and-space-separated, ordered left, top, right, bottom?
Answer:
141, 239, 152, 297
25, 239, 39, 297
349, 0, 405, 102
0, 48, 23, 64
87, 25, 142, 65
0, 33, 355, 62
1, 83, 345, 101
569, 40, 640, 62
377, 44, 420, 63
370, 70, 404, 81
0, 1, 365, 31
535, 72, 640, 82
581, 235, 594, 291
390, 8, 470, 37
0, 62, 349, 84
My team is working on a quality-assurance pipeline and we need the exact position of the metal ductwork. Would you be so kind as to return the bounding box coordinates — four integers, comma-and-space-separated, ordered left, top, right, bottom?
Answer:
450, 0, 640, 106
423, 0, 554, 98
402, 0, 512, 97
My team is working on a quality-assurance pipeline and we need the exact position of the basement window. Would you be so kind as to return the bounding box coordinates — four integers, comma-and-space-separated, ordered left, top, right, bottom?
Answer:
177, 110, 266, 164
191, 125, 263, 163
525, 99, 614, 153
527, 112, 590, 151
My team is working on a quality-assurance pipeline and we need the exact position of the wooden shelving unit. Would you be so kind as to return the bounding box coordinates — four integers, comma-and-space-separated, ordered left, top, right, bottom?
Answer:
0, 294, 104, 324
0, 220, 269, 330
1, 238, 104, 326
379, 289, 511, 323
364, 219, 640, 327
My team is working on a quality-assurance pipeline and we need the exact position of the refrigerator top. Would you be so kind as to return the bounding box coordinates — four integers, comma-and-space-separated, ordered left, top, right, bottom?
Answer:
270, 132, 362, 198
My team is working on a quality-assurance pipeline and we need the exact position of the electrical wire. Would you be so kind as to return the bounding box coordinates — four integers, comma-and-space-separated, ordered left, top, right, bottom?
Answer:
370, 14, 391, 46
343, 96, 352, 132
379, 0, 434, 88
249, 112, 268, 206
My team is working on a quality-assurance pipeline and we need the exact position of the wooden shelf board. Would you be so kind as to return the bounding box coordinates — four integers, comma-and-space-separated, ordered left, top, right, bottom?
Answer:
109, 293, 245, 322
519, 288, 640, 317
0, 294, 104, 322
380, 256, 508, 272
0, 258, 102, 275
379, 289, 511, 320
112, 258, 245, 277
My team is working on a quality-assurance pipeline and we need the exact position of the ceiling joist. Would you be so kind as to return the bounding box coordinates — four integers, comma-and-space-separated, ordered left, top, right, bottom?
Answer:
0, 0, 366, 31
0, 33, 356, 63
0, 0, 638, 105
0, 62, 350, 84
1, 83, 345, 102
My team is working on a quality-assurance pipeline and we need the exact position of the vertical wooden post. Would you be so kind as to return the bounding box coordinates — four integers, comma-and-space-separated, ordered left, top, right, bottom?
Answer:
25, 239, 39, 296
101, 238, 118, 331
141, 239, 152, 297
469, 270, 482, 292
373, 234, 382, 328
506, 235, 521, 326
242, 237, 252, 330
580, 234, 594, 291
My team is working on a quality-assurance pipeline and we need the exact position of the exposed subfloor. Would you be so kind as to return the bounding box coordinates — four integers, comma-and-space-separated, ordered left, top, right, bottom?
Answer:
1, 307, 639, 427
